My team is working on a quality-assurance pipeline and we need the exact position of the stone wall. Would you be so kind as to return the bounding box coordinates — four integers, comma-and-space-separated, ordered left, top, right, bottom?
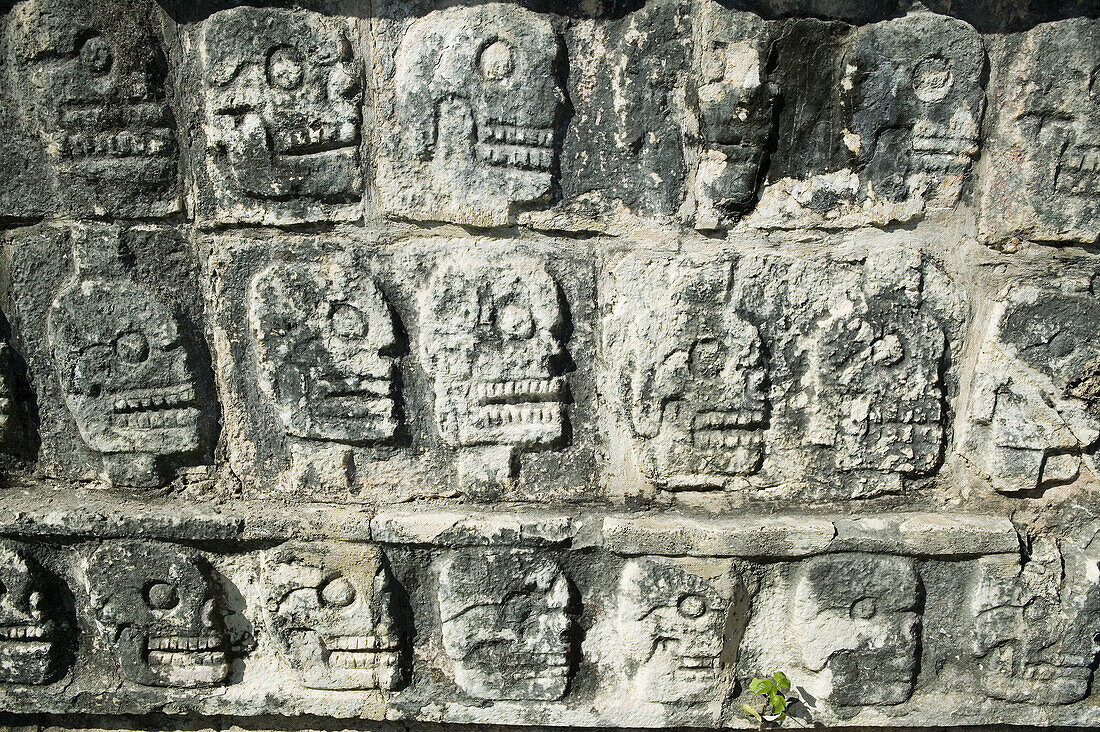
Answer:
0, 0, 1097, 728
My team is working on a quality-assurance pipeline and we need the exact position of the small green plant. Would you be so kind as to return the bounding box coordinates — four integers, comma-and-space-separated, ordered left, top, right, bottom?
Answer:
741, 671, 800, 728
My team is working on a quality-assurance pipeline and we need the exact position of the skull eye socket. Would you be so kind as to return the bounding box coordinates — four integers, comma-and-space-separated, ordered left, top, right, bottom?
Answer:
78, 34, 114, 77
480, 39, 515, 80
690, 338, 725, 377
677, 593, 707, 619
145, 581, 180, 610
331, 304, 367, 339
912, 56, 954, 103
115, 331, 150, 364
496, 301, 535, 340
267, 46, 305, 91
850, 596, 877, 620
320, 576, 356, 607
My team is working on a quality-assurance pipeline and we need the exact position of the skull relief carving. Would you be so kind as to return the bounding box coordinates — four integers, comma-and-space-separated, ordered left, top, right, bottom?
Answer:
200, 7, 363, 223
249, 257, 398, 444
438, 549, 575, 701
7, 0, 180, 217
964, 285, 1100, 493
616, 558, 745, 704
394, 3, 565, 226
793, 554, 921, 707
0, 541, 62, 685
419, 254, 567, 477
47, 226, 201, 488
614, 262, 767, 490
843, 14, 985, 204
263, 542, 404, 691
972, 545, 1100, 705
85, 541, 230, 688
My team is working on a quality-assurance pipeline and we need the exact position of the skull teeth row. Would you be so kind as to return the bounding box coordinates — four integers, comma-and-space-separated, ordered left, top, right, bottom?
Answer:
147, 634, 223, 652
693, 410, 765, 429
692, 430, 763, 448
114, 408, 198, 430
0, 625, 48, 640
327, 650, 401, 670
271, 122, 358, 153
480, 403, 562, 426
475, 143, 554, 171
113, 384, 196, 413
475, 378, 563, 404
479, 124, 556, 148
323, 634, 392, 651
58, 129, 174, 159
148, 650, 227, 667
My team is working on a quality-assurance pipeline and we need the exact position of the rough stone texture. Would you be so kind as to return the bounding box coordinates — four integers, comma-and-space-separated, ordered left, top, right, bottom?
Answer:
0, 1, 1097, 730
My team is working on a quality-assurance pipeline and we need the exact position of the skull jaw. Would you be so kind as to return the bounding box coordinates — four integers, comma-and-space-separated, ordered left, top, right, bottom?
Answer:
0, 638, 59, 685
824, 647, 917, 706
280, 627, 404, 691
283, 397, 398, 445
453, 652, 571, 701
117, 629, 229, 688
651, 426, 764, 489
636, 642, 723, 704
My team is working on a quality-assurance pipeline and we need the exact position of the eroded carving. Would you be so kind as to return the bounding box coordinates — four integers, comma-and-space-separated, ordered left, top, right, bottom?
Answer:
438, 548, 575, 700
608, 260, 766, 491
263, 542, 404, 691
47, 225, 201, 488
963, 285, 1100, 494
981, 19, 1099, 245
793, 554, 921, 706
249, 256, 398, 444
616, 557, 746, 704
7, 0, 179, 217
972, 541, 1100, 704
419, 254, 567, 484
0, 336, 13, 444
391, 4, 565, 226
199, 7, 363, 224
0, 541, 62, 685
842, 13, 985, 205
85, 541, 229, 688
803, 257, 946, 495
694, 6, 776, 228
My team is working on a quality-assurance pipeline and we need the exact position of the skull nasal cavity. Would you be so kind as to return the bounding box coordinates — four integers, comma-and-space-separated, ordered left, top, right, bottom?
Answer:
480, 40, 515, 80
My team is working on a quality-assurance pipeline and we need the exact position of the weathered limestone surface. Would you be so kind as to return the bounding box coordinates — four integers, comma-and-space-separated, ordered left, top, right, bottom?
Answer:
0, 1, 1098, 730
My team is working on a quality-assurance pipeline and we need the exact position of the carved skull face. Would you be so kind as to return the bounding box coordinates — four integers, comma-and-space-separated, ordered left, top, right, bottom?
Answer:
975, 287, 1100, 493
396, 4, 564, 214
438, 549, 574, 701
844, 14, 985, 201
972, 552, 1100, 704
617, 558, 742, 704
8, 0, 179, 217
696, 11, 776, 219
85, 541, 228, 688
47, 230, 199, 484
249, 258, 397, 444
807, 296, 945, 476
201, 8, 362, 206
1016, 21, 1099, 205
793, 554, 921, 706
263, 542, 402, 691
0, 541, 60, 685
419, 255, 565, 448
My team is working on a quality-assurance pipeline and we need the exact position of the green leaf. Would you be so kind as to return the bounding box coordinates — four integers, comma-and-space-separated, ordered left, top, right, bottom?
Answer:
741, 703, 762, 722
767, 691, 787, 717
749, 677, 778, 696
773, 671, 791, 691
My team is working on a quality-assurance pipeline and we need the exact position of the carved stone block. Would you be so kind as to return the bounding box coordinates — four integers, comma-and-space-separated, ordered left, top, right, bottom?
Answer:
605, 258, 767, 491
0, 541, 63, 685
263, 542, 405, 691
0, 334, 13, 446
249, 256, 399, 445
381, 3, 565, 226
972, 541, 1100, 704
84, 541, 230, 688
438, 548, 575, 700
980, 19, 1099, 245
419, 253, 569, 485
47, 225, 202, 488
962, 284, 1100, 494
6, 0, 180, 218
792, 553, 922, 706
616, 557, 747, 704
196, 7, 363, 225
